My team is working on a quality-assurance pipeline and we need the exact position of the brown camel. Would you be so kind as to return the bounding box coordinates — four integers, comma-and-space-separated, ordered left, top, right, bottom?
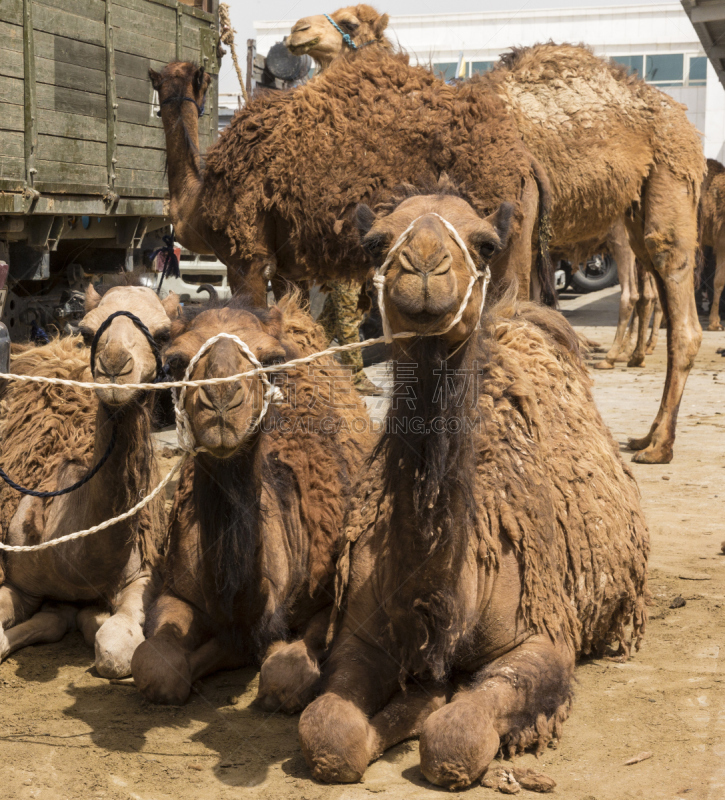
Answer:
285, 5, 392, 69
150, 55, 556, 309
700, 158, 725, 331
0, 285, 178, 677
288, 14, 704, 463
297, 187, 649, 788
131, 293, 372, 706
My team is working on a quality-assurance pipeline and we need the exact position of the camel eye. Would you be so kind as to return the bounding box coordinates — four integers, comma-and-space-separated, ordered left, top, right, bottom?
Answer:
362, 232, 390, 261
154, 330, 170, 345
339, 19, 358, 32
165, 353, 190, 374
470, 233, 499, 261
260, 355, 285, 368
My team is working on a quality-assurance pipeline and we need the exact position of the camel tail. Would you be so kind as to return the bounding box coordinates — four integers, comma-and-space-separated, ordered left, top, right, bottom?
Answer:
531, 158, 558, 308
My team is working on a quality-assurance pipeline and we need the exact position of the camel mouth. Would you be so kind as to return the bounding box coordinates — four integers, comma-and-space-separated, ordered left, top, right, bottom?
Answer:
287, 37, 319, 55
194, 417, 259, 459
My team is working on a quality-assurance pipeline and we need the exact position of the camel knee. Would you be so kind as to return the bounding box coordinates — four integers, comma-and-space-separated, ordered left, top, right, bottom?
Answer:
131, 637, 192, 705
257, 639, 321, 714
419, 701, 500, 789
299, 693, 376, 783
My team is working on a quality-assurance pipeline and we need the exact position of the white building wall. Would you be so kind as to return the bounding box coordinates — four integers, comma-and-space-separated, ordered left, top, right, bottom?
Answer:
253, 3, 725, 160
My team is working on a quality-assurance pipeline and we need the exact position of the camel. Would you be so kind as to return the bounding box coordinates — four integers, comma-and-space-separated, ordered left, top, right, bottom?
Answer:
131, 292, 373, 706
151, 55, 556, 308
285, 5, 392, 69
700, 158, 725, 331
0, 284, 178, 677
297, 186, 649, 788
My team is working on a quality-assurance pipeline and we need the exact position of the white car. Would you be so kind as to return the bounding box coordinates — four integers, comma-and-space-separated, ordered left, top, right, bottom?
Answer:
142, 247, 232, 303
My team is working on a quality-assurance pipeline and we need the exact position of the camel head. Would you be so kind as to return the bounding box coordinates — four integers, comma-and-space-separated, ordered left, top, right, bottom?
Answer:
80, 285, 180, 407
356, 189, 514, 345
165, 303, 288, 459
148, 61, 211, 126
285, 5, 390, 69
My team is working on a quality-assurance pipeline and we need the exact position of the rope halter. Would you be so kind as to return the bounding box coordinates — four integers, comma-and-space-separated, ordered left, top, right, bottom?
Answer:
173, 333, 284, 456
371, 213, 492, 344
90, 310, 165, 384
323, 14, 378, 51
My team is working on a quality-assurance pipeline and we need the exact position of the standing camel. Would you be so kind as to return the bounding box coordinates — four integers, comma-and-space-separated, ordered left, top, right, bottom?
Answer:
290, 11, 705, 463
131, 293, 372, 705
0, 285, 178, 677
700, 158, 725, 331
298, 187, 649, 787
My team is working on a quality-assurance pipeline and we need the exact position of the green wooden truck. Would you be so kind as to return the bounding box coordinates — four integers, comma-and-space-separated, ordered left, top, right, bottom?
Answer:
0, 0, 219, 339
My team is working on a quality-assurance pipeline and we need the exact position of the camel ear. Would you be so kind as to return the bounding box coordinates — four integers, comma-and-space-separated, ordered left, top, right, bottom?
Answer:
85, 283, 102, 312
193, 66, 210, 95
149, 68, 162, 91
483, 202, 516, 249
374, 13, 389, 37
355, 204, 377, 237
436, 172, 457, 194
161, 291, 182, 319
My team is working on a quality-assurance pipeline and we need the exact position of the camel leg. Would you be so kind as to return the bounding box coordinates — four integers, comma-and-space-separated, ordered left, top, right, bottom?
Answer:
646, 276, 663, 355
94, 575, 155, 679
418, 634, 574, 790
622, 313, 640, 360
627, 266, 656, 368
707, 233, 725, 331
77, 606, 111, 647
0, 584, 42, 660
256, 609, 330, 713
595, 221, 637, 370
298, 631, 404, 783
624, 165, 702, 463
1, 604, 77, 660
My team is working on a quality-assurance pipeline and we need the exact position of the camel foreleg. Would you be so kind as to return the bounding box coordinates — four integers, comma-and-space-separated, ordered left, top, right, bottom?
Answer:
1, 603, 76, 661
646, 280, 664, 355
707, 232, 725, 331
0, 583, 42, 660
418, 634, 574, 790
627, 266, 657, 368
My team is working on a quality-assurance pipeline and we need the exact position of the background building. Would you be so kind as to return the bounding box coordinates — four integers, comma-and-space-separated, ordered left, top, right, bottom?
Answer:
249, 2, 725, 160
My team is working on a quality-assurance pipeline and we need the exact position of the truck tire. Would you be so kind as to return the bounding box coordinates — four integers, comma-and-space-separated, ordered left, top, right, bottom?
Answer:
570, 254, 619, 293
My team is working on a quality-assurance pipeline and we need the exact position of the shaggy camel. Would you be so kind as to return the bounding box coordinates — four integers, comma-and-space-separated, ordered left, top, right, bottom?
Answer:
150, 55, 556, 309
0, 285, 177, 677
131, 293, 372, 706
285, 5, 392, 68
297, 187, 649, 788
700, 158, 725, 331
290, 13, 704, 462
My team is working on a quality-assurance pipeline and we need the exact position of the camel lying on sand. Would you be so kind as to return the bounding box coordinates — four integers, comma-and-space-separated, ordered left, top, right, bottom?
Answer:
131, 293, 372, 706
151, 53, 556, 308
701, 159, 725, 331
0, 285, 178, 677
291, 9, 704, 463
298, 186, 649, 788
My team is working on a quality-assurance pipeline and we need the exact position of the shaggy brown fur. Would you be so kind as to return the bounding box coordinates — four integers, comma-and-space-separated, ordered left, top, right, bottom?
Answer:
699, 159, 725, 330
298, 191, 649, 788
132, 292, 373, 708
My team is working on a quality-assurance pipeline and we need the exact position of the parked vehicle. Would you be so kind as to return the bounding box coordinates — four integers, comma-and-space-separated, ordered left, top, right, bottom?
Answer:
560, 253, 620, 293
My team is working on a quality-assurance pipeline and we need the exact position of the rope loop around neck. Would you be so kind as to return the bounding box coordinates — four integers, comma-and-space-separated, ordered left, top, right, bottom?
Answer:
173, 333, 284, 456
157, 95, 205, 117
372, 213, 491, 344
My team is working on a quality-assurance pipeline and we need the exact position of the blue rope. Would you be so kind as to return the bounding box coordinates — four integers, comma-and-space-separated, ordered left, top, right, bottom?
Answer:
157, 95, 205, 117
324, 14, 357, 50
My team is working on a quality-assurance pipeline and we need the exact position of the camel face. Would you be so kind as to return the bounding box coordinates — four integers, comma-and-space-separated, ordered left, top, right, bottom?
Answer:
166, 307, 286, 458
357, 194, 514, 343
80, 285, 179, 406
285, 5, 389, 69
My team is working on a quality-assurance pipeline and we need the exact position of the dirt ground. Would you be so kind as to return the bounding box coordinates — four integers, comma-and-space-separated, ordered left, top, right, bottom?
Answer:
2, 289, 725, 800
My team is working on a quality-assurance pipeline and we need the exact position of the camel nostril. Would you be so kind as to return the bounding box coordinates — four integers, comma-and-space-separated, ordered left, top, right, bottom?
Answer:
399, 248, 451, 276
198, 386, 215, 411
198, 383, 245, 413
97, 355, 133, 381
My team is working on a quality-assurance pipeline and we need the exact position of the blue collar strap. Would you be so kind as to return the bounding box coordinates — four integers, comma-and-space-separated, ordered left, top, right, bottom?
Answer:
157, 96, 205, 118
324, 14, 357, 50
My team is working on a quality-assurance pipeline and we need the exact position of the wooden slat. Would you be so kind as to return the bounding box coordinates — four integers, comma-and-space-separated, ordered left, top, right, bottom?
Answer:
115, 166, 168, 190
0, 76, 23, 106
37, 83, 106, 119
117, 121, 164, 148
32, 4, 105, 47
36, 30, 105, 71
117, 97, 160, 127
35, 159, 107, 185
114, 26, 174, 61
36, 56, 105, 95
112, 3, 175, 44
35, 0, 105, 24
0, 156, 27, 180
0, 47, 23, 80
0, 0, 22, 27
116, 72, 151, 103
116, 144, 165, 171
37, 134, 106, 166
181, 19, 200, 52
38, 107, 105, 140
0, 102, 23, 132
0, 130, 24, 159
0, 20, 23, 53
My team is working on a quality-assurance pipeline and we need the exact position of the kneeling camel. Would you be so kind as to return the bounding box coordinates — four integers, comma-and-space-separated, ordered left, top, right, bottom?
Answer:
299, 188, 649, 788
132, 294, 372, 705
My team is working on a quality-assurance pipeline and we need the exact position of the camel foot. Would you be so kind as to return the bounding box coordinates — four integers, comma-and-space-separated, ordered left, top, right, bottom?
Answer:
707, 323, 723, 332
256, 639, 321, 714
0, 627, 9, 661
95, 614, 145, 679
645, 342, 657, 356
631, 444, 673, 465
299, 694, 375, 783
132, 637, 193, 705
593, 359, 614, 370
419, 702, 500, 789
627, 355, 645, 368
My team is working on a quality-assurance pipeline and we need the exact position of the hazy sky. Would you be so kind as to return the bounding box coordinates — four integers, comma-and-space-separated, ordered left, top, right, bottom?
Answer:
220, 0, 670, 96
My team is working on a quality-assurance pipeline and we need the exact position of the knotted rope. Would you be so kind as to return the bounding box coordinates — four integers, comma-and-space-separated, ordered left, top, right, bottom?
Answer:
0, 214, 490, 552
324, 14, 378, 51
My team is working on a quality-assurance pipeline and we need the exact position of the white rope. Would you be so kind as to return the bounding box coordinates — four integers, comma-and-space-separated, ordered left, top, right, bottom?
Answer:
0, 216, 490, 553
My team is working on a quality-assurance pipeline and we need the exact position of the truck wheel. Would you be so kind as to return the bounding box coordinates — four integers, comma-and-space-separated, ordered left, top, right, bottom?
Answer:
570, 254, 619, 293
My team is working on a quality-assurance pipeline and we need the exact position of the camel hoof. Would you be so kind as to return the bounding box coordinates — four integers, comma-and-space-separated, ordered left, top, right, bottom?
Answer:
707, 323, 723, 332
631, 446, 673, 465
299, 694, 372, 783
626, 355, 645, 368
645, 344, 657, 356
131, 638, 192, 705
419, 702, 500, 789
95, 615, 144, 679
0, 627, 9, 661
256, 640, 321, 713
593, 359, 614, 370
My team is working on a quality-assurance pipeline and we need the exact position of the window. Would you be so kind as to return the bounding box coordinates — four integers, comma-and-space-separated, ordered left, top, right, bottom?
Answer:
613, 55, 643, 77
645, 53, 684, 86
434, 62, 458, 80
689, 55, 707, 85
470, 61, 494, 76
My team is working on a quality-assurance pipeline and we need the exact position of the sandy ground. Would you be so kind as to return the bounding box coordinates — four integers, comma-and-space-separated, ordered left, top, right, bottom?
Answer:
2, 290, 725, 800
